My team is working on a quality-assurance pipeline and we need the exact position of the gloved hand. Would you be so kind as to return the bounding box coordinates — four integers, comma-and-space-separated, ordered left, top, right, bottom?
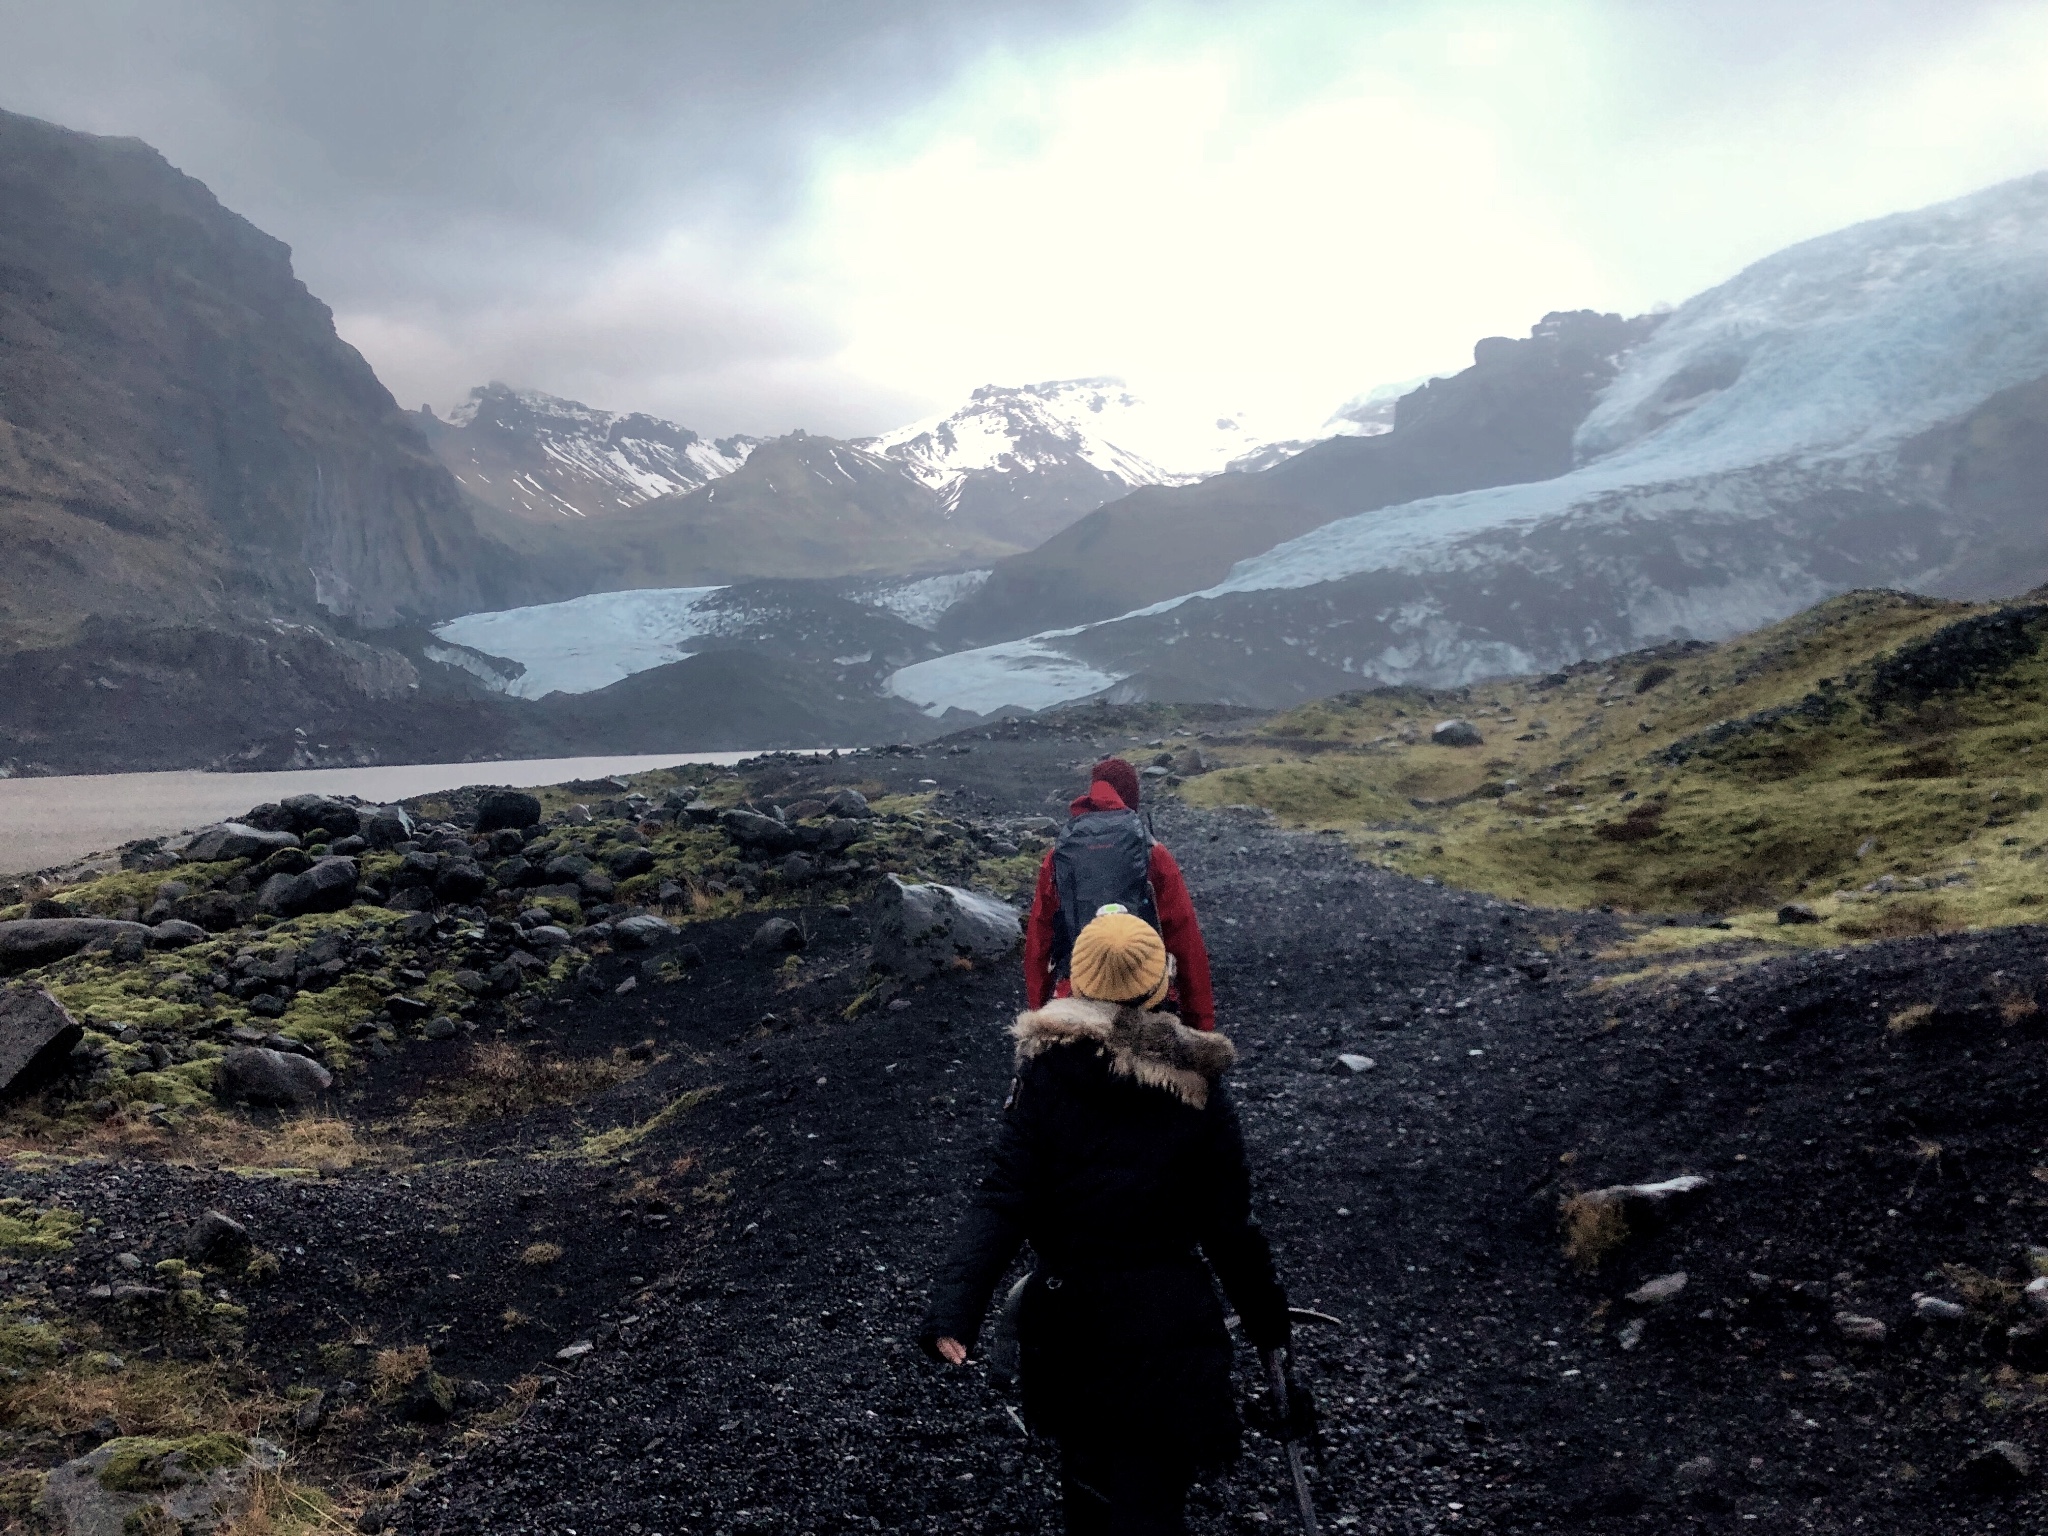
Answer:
1252, 1348, 1319, 1446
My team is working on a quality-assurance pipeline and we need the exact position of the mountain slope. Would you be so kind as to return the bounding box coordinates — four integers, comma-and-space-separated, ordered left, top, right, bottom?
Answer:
0, 108, 517, 641
418, 382, 756, 525
935, 310, 1657, 646
899, 174, 2048, 715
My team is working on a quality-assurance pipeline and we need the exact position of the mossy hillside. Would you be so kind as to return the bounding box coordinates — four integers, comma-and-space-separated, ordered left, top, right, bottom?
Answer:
1183, 590, 2048, 942
0, 1199, 82, 1256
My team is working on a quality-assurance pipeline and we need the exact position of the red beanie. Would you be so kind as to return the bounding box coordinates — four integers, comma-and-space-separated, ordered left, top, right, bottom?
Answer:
1092, 756, 1141, 809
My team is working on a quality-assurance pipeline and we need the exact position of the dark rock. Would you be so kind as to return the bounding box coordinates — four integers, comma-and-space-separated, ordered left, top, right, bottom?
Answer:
393, 851, 443, 889
683, 799, 720, 823
0, 986, 84, 1097
525, 925, 573, 950
255, 857, 359, 919
494, 857, 538, 888
475, 789, 544, 833
434, 861, 490, 902
217, 1046, 332, 1107
386, 996, 432, 1023
824, 788, 873, 819
173, 891, 244, 931
279, 793, 361, 838
748, 917, 807, 955
1964, 1440, 2033, 1490
0, 918, 154, 972
613, 914, 679, 950
778, 853, 818, 884
577, 869, 617, 901
361, 807, 415, 849
868, 875, 1023, 980
402, 1370, 457, 1424
39, 1435, 285, 1534
184, 822, 300, 863
387, 887, 436, 914
330, 835, 368, 856
295, 1390, 328, 1434
721, 808, 802, 855
1777, 902, 1821, 925
423, 1016, 461, 1041
147, 919, 208, 948
543, 853, 593, 883
184, 1209, 253, 1268
256, 847, 315, 878
608, 845, 657, 879
1431, 719, 1485, 748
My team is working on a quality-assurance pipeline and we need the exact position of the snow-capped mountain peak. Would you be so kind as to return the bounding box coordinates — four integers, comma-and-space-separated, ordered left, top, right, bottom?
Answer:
422, 383, 757, 523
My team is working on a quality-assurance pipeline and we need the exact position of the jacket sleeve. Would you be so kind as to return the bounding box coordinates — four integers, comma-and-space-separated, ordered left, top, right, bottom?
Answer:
1149, 844, 1216, 1032
919, 1075, 1035, 1359
1194, 1084, 1291, 1351
1022, 849, 1060, 1010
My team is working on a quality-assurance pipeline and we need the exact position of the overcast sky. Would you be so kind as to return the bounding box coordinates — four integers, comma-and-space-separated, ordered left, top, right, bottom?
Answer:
4, 0, 2048, 438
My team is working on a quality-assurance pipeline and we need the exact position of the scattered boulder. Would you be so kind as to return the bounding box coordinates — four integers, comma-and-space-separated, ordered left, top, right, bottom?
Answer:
475, 789, 544, 833
0, 919, 154, 973
278, 793, 361, 839
423, 1016, 461, 1041
401, 1371, 456, 1424
1625, 1272, 1689, 1307
39, 1434, 285, 1536
183, 1210, 252, 1269
1777, 902, 1821, 925
1431, 719, 1485, 748
1835, 1313, 1888, 1344
171, 892, 243, 932
607, 846, 656, 879
748, 917, 807, 956
0, 987, 84, 1098
1914, 1294, 1967, 1323
1334, 1053, 1376, 1074
434, 861, 490, 903
146, 920, 207, 949
2026, 1276, 2048, 1316
721, 808, 802, 855
255, 857, 359, 920
183, 823, 299, 863
1964, 1439, 2033, 1491
869, 876, 1022, 981
216, 1047, 331, 1108
361, 807, 414, 849
824, 788, 873, 819
613, 914, 678, 950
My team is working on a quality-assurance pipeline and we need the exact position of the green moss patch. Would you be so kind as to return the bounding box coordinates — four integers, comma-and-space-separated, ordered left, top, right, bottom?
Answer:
97, 1432, 250, 1492
0, 1200, 83, 1255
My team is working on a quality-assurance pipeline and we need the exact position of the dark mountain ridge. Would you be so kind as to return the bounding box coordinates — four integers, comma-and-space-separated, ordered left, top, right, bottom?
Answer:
0, 107, 520, 642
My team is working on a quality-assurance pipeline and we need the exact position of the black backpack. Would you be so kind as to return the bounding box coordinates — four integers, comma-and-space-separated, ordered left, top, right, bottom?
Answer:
1050, 807, 1158, 978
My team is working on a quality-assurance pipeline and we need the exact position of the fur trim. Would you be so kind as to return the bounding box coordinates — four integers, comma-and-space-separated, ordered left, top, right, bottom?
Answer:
1012, 996, 1236, 1108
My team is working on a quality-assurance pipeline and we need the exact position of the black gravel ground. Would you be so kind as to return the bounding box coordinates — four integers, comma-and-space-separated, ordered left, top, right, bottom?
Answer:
15, 734, 2048, 1534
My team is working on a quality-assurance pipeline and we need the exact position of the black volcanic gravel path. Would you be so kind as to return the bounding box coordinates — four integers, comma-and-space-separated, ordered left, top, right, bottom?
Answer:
358, 783, 2048, 1536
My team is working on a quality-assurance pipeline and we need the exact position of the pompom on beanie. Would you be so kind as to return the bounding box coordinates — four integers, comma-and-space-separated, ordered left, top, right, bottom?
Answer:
1069, 910, 1171, 1008
1092, 756, 1141, 808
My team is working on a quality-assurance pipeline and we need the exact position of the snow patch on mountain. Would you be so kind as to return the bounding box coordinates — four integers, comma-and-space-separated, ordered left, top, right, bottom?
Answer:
889, 172, 2048, 716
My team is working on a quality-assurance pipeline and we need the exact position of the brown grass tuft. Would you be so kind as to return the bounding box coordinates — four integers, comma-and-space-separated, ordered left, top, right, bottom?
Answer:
1888, 1003, 1937, 1034
412, 1043, 642, 1124
1999, 992, 2041, 1024
519, 1242, 564, 1267
1836, 898, 1950, 941
370, 1345, 429, 1399
1559, 1192, 1631, 1273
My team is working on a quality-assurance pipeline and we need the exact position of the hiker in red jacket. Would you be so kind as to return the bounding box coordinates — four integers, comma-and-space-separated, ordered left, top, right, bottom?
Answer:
1023, 756, 1217, 1032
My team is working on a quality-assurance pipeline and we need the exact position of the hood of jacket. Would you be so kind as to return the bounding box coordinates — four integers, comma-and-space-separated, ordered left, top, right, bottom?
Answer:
1066, 783, 1131, 819
1013, 996, 1235, 1109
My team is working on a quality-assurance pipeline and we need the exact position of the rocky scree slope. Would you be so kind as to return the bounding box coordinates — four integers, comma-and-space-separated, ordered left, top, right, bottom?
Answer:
908, 173, 2048, 714
0, 108, 520, 642
4, 732, 2048, 1532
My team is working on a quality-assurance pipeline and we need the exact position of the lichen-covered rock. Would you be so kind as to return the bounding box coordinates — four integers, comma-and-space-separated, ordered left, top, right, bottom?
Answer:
0, 986, 83, 1098
216, 1047, 332, 1108
868, 876, 1022, 981
39, 1433, 283, 1536
146, 919, 208, 948
0, 919, 154, 973
182, 823, 300, 863
607, 845, 656, 879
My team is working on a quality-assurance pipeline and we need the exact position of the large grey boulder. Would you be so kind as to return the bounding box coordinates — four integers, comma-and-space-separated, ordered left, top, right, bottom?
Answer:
254, 857, 359, 920
612, 914, 678, 949
361, 806, 415, 849
0, 919, 154, 972
39, 1433, 285, 1536
475, 789, 543, 833
147, 920, 209, 949
183, 823, 300, 863
1431, 719, 1485, 748
824, 788, 874, 819
0, 987, 83, 1098
720, 808, 803, 855
183, 1209, 252, 1268
216, 1046, 331, 1107
869, 876, 1022, 981
278, 794, 361, 838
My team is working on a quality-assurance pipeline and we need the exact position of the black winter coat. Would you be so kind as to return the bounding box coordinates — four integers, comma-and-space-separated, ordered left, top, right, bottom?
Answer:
920, 998, 1289, 1464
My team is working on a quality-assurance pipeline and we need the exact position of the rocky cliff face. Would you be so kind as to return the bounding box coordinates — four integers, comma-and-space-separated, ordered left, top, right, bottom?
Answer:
0, 108, 518, 641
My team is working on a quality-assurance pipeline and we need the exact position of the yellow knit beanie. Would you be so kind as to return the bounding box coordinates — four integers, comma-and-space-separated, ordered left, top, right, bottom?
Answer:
1069, 910, 1171, 1008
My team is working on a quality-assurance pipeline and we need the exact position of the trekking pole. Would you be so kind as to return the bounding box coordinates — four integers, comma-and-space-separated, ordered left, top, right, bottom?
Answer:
1261, 1346, 1319, 1536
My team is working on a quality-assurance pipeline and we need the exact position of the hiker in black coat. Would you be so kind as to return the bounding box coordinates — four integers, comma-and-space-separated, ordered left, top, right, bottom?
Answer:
921, 912, 1292, 1535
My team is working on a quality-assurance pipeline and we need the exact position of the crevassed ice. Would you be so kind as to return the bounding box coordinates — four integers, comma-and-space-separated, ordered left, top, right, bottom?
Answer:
432, 587, 726, 698
889, 640, 1120, 717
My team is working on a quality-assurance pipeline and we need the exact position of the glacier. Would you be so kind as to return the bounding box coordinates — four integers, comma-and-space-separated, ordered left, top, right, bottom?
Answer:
890, 172, 2048, 715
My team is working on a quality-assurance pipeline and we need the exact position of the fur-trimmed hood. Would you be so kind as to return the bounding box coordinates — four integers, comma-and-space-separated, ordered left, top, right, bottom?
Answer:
1013, 997, 1236, 1109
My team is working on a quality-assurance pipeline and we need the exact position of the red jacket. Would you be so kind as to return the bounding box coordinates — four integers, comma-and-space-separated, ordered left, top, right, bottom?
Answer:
1023, 783, 1217, 1032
